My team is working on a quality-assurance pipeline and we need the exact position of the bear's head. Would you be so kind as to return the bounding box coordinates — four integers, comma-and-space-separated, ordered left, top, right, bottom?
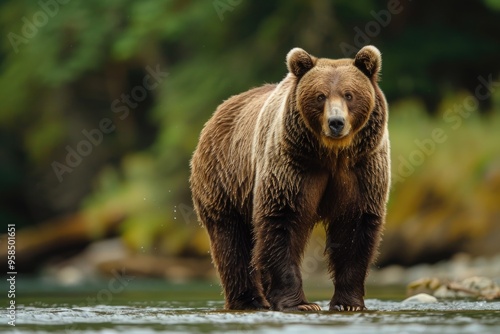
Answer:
287, 46, 382, 148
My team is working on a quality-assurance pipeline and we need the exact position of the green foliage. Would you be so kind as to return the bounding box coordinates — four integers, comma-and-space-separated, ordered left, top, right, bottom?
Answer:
384, 88, 500, 264
483, 0, 500, 11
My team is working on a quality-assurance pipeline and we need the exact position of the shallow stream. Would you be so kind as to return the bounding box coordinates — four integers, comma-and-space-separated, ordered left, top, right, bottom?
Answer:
1, 279, 499, 333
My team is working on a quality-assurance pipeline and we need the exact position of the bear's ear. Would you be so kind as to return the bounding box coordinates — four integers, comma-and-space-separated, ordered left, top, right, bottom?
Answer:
286, 48, 316, 78
354, 45, 382, 80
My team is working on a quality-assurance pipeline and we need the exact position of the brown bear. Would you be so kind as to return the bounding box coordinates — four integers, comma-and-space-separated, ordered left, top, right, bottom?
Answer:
190, 45, 390, 312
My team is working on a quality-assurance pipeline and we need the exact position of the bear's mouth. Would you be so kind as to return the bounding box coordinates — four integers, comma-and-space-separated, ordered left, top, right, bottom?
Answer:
321, 131, 353, 148
323, 131, 348, 140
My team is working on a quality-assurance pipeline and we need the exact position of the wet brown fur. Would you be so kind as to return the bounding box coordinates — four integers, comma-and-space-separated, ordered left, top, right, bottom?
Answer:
190, 46, 390, 312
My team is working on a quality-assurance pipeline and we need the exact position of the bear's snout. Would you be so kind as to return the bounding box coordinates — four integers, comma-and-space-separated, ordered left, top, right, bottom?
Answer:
328, 116, 345, 136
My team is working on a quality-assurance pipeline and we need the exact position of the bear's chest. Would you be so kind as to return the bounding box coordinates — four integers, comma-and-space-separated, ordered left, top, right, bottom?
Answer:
317, 165, 361, 218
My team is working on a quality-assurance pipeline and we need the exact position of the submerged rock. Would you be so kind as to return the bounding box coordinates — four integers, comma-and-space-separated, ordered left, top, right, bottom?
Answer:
402, 293, 438, 303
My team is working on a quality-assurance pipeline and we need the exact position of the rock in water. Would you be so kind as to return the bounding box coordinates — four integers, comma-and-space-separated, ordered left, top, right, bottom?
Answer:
402, 293, 438, 304
407, 277, 443, 296
408, 276, 500, 300
460, 276, 500, 299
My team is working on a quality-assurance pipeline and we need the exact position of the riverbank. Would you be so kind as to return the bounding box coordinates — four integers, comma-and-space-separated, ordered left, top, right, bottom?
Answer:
40, 238, 500, 292
368, 252, 500, 286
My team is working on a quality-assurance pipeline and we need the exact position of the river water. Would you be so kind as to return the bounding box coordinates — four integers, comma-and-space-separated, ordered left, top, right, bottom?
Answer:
1, 279, 499, 333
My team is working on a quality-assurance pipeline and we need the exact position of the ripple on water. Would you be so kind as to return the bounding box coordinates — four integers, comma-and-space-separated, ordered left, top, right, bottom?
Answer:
3, 299, 500, 334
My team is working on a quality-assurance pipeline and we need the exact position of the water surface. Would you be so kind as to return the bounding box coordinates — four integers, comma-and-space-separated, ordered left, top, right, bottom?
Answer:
1, 279, 499, 333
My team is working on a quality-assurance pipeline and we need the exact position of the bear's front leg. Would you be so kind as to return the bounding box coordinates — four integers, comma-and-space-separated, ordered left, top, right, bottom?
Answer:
326, 152, 388, 312
326, 212, 383, 311
252, 215, 320, 312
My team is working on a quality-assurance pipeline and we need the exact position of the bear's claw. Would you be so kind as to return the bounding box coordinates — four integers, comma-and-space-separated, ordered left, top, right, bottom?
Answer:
298, 303, 322, 311
330, 304, 366, 312
283, 303, 322, 312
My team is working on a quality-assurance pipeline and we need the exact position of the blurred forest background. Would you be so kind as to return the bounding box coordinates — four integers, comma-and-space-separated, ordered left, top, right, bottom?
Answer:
0, 0, 499, 284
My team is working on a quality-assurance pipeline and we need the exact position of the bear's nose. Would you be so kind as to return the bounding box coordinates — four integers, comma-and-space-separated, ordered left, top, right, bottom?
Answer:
328, 116, 345, 134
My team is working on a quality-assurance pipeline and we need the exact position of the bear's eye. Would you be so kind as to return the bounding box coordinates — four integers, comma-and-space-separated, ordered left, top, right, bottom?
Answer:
317, 94, 326, 102
344, 92, 353, 101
